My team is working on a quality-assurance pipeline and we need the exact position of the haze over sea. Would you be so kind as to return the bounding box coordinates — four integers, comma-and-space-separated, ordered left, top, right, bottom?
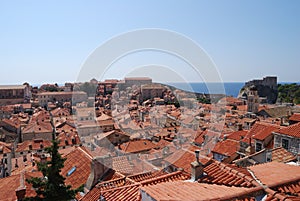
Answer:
31, 81, 299, 98
167, 82, 299, 97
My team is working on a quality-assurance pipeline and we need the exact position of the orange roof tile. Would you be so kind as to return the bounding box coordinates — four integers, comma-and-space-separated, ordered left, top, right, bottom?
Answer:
127, 171, 166, 183
81, 171, 189, 201
212, 139, 240, 157
141, 181, 260, 201
22, 121, 52, 134
0, 141, 12, 154
62, 146, 93, 189
16, 139, 52, 152
226, 130, 248, 141
119, 139, 155, 153
250, 122, 281, 141
248, 161, 300, 187
289, 113, 300, 122
111, 156, 134, 175
193, 130, 205, 145
50, 107, 70, 117
57, 131, 80, 147
1, 118, 21, 129
272, 180, 300, 198
164, 149, 211, 174
276, 122, 300, 138
200, 160, 254, 188
271, 147, 297, 163
0, 172, 42, 201
30, 109, 51, 122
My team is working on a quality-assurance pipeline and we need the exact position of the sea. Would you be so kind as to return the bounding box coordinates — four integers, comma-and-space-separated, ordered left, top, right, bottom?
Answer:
166, 82, 299, 97
32, 81, 299, 98
166, 82, 244, 97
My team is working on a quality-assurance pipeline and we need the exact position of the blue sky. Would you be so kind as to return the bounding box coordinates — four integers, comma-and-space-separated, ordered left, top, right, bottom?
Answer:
0, 1, 299, 84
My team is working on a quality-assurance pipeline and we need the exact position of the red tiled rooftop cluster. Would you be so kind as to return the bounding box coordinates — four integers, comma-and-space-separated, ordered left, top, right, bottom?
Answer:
276, 122, 300, 138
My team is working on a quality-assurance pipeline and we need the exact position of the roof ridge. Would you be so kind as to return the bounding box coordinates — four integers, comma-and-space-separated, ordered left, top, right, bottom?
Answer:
98, 182, 140, 193
215, 160, 251, 182
77, 146, 93, 160
127, 171, 155, 178
96, 176, 127, 188
140, 170, 186, 186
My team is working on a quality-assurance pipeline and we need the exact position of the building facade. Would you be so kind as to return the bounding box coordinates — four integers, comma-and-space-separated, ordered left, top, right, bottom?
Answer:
0, 85, 31, 105
37, 91, 87, 107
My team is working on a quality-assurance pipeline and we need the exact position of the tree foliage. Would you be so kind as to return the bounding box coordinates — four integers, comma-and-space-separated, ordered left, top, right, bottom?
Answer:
278, 83, 300, 104
25, 140, 83, 201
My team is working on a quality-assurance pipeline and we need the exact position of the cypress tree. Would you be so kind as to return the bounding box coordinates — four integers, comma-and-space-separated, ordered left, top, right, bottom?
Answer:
25, 140, 83, 201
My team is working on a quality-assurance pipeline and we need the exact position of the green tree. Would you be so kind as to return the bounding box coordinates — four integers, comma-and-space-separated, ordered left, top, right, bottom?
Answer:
277, 83, 300, 104
25, 140, 83, 201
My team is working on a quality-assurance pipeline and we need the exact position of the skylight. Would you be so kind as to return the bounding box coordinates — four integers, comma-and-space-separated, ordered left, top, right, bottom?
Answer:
66, 166, 76, 176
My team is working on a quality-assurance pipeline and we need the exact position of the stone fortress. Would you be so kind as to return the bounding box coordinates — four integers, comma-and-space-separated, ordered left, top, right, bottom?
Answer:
239, 76, 278, 104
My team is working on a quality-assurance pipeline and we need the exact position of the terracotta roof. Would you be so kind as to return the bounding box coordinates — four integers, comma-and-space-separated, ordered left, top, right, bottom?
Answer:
226, 130, 248, 141
276, 122, 300, 138
1, 118, 21, 129
50, 107, 70, 117
271, 147, 297, 163
38, 91, 87, 95
119, 139, 155, 153
258, 106, 292, 118
193, 130, 205, 145
219, 96, 244, 106
164, 149, 211, 174
94, 130, 129, 142
55, 120, 76, 133
81, 171, 188, 201
250, 122, 281, 141
241, 122, 278, 144
16, 139, 52, 152
11, 153, 40, 175
111, 156, 134, 175
30, 109, 50, 122
272, 180, 300, 199
289, 113, 300, 122
248, 161, 300, 187
141, 181, 261, 201
97, 119, 114, 127
0, 171, 42, 201
237, 105, 248, 111
212, 139, 240, 157
62, 146, 93, 189
96, 113, 112, 121
22, 121, 52, 134
0, 141, 12, 154
127, 171, 166, 183
111, 155, 156, 175
200, 160, 254, 188
57, 131, 81, 147
83, 183, 140, 201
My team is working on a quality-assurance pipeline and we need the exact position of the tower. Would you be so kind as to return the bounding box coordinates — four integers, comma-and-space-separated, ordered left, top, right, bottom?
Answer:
247, 85, 259, 113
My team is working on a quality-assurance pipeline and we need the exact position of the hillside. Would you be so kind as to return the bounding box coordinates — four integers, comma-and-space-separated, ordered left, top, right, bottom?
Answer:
278, 83, 300, 104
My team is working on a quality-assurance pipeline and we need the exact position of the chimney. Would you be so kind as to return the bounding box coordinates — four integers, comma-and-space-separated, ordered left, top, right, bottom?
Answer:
16, 172, 26, 201
16, 187, 26, 201
280, 117, 284, 125
237, 123, 243, 131
191, 150, 203, 181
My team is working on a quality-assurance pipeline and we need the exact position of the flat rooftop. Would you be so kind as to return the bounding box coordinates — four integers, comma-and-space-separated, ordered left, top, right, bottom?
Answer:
0, 85, 26, 90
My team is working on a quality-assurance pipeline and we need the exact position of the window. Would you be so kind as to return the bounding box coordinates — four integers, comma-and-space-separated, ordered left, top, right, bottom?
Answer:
282, 139, 289, 150
266, 151, 272, 162
256, 142, 262, 152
